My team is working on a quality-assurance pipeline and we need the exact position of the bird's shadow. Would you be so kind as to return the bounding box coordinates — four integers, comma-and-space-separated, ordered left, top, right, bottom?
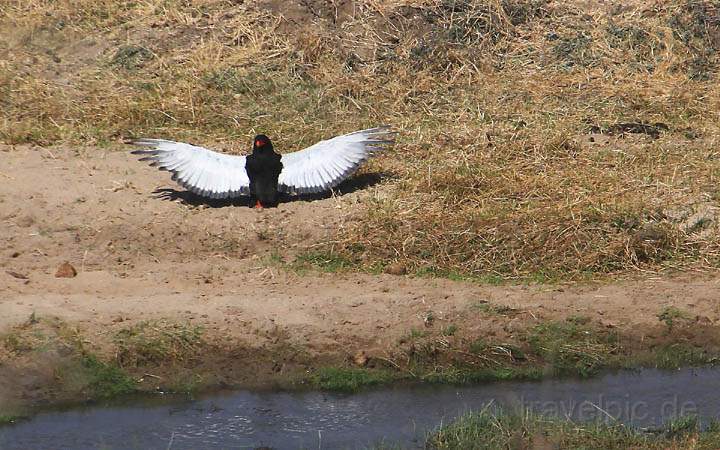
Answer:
150, 171, 393, 208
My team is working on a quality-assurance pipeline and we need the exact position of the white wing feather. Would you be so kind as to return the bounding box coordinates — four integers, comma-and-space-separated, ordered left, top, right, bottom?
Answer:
278, 126, 395, 194
130, 127, 394, 199
130, 139, 250, 199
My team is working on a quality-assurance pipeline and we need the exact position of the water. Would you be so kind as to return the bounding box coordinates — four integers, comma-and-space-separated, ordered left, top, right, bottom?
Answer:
1, 368, 719, 450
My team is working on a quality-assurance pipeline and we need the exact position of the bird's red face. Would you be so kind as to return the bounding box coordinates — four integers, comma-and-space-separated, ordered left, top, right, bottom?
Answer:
253, 134, 271, 150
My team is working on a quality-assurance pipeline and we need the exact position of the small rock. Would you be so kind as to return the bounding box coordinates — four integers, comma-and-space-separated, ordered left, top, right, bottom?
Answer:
11, 251, 20, 258
353, 350, 368, 367
384, 263, 407, 276
55, 262, 77, 278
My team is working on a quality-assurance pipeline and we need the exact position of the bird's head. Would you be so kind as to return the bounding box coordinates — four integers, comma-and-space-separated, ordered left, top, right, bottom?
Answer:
252, 134, 273, 153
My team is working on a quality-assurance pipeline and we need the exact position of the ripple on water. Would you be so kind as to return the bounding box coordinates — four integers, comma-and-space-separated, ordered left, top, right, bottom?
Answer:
1, 368, 719, 450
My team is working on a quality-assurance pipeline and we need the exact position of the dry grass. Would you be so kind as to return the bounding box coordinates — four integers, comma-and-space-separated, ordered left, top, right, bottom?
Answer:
3, 0, 720, 280
113, 320, 204, 367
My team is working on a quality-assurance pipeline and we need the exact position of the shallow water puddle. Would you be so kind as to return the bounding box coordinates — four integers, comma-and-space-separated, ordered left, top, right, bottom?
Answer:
1, 368, 719, 449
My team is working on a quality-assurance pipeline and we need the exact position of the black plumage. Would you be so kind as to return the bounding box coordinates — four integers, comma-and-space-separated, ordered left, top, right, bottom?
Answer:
129, 127, 396, 204
245, 134, 283, 208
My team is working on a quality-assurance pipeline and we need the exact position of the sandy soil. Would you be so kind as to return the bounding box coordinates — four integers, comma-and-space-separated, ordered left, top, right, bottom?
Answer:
2, 144, 720, 411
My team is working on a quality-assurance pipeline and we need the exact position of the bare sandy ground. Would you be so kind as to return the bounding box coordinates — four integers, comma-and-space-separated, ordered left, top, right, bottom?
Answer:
2, 144, 720, 410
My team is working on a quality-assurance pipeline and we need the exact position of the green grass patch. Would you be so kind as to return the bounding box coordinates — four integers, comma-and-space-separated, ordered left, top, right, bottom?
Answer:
426, 410, 720, 450
399, 328, 428, 344
2, 332, 38, 354
421, 366, 543, 384
468, 338, 489, 354
290, 251, 356, 273
113, 320, 203, 367
0, 414, 27, 426
1, 316, 78, 356
652, 343, 716, 369
566, 315, 592, 325
528, 320, 618, 377
310, 367, 398, 392
111, 45, 153, 70
441, 324, 458, 336
81, 354, 137, 399
166, 373, 205, 395
468, 301, 518, 316
657, 306, 693, 330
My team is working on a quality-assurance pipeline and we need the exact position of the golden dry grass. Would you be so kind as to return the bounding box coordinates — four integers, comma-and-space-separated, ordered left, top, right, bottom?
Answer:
3, 0, 720, 280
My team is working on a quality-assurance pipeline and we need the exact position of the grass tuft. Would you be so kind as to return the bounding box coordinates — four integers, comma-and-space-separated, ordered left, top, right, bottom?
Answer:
111, 45, 153, 70
113, 320, 203, 367
425, 410, 720, 450
311, 367, 397, 392
657, 306, 693, 330
291, 251, 356, 273
81, 354, 137, 399
421, 366, 543, 384
469, 301, 518, 316
528, 320, 618, 377
0, 414, 27, 426
653, 343, 715, 369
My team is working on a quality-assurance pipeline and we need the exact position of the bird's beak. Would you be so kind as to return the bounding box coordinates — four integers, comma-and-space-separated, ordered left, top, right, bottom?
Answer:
255, 200, 263, 209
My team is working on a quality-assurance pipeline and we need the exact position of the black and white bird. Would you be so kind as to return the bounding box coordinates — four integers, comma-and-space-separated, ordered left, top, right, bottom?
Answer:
129, 126, 395, 208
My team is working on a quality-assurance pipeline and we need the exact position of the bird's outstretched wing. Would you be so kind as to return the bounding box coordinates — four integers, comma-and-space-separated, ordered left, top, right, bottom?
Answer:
278, 126, 395, 194
129, 139, 250, 199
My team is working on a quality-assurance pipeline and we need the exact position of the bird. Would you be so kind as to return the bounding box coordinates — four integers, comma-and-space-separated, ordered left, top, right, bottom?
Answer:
129, 126, 395, 208
245, 134, 283, 208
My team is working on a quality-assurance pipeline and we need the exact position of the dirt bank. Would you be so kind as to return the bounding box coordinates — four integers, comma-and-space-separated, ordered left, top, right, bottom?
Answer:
2, 145, 720, 415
